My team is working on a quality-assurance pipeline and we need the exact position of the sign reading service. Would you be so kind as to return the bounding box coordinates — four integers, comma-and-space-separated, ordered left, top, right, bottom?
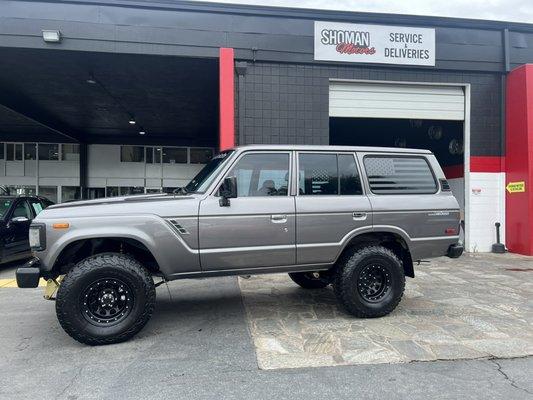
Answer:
314, 21, 435, 66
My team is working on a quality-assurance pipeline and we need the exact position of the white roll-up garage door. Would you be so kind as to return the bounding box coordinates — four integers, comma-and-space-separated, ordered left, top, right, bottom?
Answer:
329, 81, 465, 120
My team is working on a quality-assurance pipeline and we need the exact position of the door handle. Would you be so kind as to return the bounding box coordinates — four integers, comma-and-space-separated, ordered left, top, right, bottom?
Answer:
352, 212, 367, 220
271, 214, 287, 223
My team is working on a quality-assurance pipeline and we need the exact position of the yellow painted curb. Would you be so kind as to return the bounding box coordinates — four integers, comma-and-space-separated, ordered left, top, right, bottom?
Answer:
0, 278, 47, 288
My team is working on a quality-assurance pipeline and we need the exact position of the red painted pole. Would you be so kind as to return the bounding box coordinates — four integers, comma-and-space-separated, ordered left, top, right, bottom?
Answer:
219, 48, 235, 151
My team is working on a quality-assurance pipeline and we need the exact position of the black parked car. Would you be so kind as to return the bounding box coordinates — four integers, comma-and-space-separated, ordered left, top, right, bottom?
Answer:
0, 196, 54, 265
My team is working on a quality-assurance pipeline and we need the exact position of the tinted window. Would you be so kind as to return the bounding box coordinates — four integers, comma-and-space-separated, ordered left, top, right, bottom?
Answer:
39, 144, 59, 160
299, 153, 362, 196
227, 153, 289, 197
12, 200, 32, 219
364, 156, 437, 194
24, 143, 36, 160
120, 146, 144, 162
7, 143, 23, 161
185, 151, 233, 193
0, 143, 4, 159
29, 199, 50, 215
61, 144, 80, 161
190, 148, 214, 164
0, 199, 12, 218
162, 147, 187, 164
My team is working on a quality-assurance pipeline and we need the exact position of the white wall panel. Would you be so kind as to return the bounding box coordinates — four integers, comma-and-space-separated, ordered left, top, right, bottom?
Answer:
330, 81, 465, 120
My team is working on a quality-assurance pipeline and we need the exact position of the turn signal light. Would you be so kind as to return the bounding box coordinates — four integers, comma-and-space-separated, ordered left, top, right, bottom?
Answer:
445, 228, 457, 235
52, 222, 70, 230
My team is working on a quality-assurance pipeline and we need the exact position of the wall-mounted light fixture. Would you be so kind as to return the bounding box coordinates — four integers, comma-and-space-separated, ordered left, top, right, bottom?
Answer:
42, 30, 61, 43
129, 118, 136, 125
139, 131, 146, 135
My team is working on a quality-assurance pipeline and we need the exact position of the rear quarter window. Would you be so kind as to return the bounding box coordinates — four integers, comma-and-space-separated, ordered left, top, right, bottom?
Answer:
363, 156, 437, 195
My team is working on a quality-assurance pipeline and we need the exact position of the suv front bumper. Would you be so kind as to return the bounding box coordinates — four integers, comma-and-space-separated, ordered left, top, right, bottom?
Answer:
16, 257, 42, 288
447, 244, 464, 258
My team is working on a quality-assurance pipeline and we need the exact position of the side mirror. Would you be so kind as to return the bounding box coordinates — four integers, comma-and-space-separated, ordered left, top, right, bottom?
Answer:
219, 176, 237, 206
10, 216, 29, 225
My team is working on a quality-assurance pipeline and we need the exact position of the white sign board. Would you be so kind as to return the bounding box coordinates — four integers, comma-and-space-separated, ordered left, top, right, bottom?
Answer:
314, 21, 435, 66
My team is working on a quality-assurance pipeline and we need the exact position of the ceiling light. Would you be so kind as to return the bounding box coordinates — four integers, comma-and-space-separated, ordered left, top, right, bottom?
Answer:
139, 131, 146, 135
42, 30, 61, 43
129, 118, 136, 125
86, 78, 96, 84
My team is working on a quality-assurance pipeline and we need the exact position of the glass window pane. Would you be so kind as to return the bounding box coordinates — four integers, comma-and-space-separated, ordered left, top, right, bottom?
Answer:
0, 143, 4, 159
298, 154, 338, 195
119, 187, 144, 196
106, 187, 119, 197
145, 147, 154, 164
61, 186, 81, 203
12, 200, 32, 219
15, 144, 22, 161
154, 147, 162, 163
86, 188, 105, 199
24, 143, 36, 160
120, 146, 144, 162
6, 144, 14, 161
38, 186, 58, 203
61, 144, 80, 161
338, 154, 363, 195
226, 153, 289, 197
364, 156, 437, 194
162, 147, 187, 164
7, 185, 36, 196
39, 144, 59, 160
190, 148, 214, 164
28, 199, 51, 216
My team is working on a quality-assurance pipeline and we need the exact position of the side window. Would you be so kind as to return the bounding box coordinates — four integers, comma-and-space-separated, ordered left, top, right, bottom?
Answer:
364, 156, 437, 194
29, 200, 44, 216
12, 200, 32, 219
226, 153, 290, 197
298, 153, 362, 196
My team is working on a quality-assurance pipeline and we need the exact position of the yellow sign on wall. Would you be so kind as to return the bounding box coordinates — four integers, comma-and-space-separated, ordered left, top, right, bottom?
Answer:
506, 181, 526, 193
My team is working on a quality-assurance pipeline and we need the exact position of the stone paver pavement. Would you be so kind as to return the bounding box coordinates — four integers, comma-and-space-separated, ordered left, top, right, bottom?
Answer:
239, 253, 533, 369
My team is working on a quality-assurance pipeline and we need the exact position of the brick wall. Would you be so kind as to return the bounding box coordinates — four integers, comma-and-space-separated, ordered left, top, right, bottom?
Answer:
237, 62, 502, 157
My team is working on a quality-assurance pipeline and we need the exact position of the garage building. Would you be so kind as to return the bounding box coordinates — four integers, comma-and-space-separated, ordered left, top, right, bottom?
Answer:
1, 0, 533, 254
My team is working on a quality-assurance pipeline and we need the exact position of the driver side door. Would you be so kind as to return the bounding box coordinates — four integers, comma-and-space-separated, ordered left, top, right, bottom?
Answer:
4, 199, 33, 260
198, 151, 296, 271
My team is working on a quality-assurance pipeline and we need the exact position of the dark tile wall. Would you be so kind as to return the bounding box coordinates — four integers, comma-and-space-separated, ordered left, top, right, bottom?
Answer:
237, 62, 502, 156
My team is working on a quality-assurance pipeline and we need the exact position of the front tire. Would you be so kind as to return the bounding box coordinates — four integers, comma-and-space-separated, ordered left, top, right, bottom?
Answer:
333, 246, 405, 318
56, 253, 156, 345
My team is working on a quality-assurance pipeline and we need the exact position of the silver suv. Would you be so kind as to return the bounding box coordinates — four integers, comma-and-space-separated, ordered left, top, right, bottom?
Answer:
16, 145, 463, 345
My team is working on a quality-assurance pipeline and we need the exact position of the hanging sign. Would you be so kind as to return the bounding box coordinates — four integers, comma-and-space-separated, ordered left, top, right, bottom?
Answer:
506, 181, 525, 193
314, 21, 435, 66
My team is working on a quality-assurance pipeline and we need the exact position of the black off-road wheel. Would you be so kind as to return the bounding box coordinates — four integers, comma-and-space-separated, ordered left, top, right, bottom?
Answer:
288, 272, 329, 289
56, 253, 156, 345
333, 246, 405, 318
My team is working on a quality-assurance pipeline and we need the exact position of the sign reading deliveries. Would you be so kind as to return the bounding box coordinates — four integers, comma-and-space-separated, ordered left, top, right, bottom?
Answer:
506, 181, 526, 193
314, 21, 435, 66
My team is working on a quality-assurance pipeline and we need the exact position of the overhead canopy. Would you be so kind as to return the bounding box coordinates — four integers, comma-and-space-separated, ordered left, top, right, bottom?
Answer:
0, 48, 219, 147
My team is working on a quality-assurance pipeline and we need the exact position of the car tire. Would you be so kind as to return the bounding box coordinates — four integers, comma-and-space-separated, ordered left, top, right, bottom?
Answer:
288, 272, 329, 289
56, 252, 156, 345
333, 246, 405, 318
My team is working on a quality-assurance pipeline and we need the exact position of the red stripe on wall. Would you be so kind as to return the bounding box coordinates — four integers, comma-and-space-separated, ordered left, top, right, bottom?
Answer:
470, 156, 505, 173
442, 165, 464, 179
219, 48, 235, 151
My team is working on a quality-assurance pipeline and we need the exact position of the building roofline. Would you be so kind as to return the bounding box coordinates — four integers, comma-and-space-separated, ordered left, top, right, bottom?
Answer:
25, 0, 533, 33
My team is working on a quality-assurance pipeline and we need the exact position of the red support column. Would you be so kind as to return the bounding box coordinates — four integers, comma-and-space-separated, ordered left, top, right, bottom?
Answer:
219, 48, 235, 151
506, 64, 533, 255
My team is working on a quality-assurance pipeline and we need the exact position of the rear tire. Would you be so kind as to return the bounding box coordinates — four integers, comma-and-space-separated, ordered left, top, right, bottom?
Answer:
288, 272, 329, 289
56, 253, 156, 345
333, 246, 405, 318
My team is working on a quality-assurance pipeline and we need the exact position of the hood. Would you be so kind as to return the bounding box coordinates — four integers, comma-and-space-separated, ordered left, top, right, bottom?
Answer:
38, 193, 201, 220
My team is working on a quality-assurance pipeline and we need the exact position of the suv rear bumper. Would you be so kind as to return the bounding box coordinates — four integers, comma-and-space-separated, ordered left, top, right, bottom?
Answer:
16, 257, 42, 288
447, 244, 464, 258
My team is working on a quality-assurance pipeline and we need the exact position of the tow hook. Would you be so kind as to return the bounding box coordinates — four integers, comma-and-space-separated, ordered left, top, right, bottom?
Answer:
44, 276, 63, 300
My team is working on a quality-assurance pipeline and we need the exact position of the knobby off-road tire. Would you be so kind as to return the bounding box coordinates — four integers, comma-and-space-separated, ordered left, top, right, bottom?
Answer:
56, 253, 156, 345
288, 272, 329, 289
333, 246, 405, 318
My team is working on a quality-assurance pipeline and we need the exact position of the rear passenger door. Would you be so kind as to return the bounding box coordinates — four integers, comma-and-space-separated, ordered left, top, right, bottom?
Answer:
295, 152, 372, 265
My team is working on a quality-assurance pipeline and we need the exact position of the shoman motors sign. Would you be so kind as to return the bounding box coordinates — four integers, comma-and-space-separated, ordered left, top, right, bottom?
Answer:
314, 21, 435, 66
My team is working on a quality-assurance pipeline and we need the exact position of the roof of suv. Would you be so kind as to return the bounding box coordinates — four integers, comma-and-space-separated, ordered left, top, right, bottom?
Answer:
234, 145, 432, 154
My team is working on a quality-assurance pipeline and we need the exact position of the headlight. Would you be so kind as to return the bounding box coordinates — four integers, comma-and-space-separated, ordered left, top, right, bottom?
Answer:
29, 224, 46, 251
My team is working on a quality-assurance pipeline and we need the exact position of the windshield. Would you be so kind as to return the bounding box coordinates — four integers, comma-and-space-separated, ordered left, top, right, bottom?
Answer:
184, 151, 234, 193
0, 199, 13, 219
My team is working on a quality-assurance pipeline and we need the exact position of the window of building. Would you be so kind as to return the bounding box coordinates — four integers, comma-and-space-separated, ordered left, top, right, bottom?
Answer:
120, 146, 144, 162
298, 153, 362, 196
86, 188, 105, 199
226, 153, 290, 197
0, 143, 4, 159
6, 143, 23, 161
7, 185, 36, 196
119, 187, 145, 196
61, 144, 80, 161
62, 186, 81, 203
38, 186, 58, 203
24, 143, 36, 160
162, 147, 187, 164
39, 144, 59, 161
190, 148, 214, 164
146, 147, 162, 164
106, 187, 119, 197
364, 156, 437, 195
